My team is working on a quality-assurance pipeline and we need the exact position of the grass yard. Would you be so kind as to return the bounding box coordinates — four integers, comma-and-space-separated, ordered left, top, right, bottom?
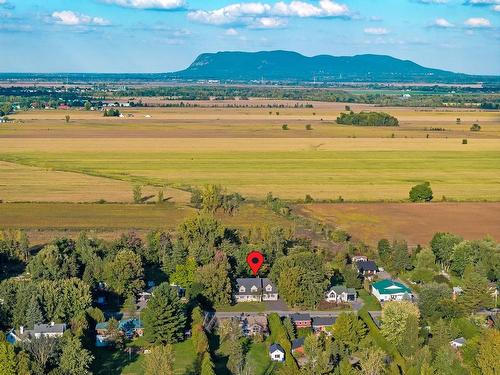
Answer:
216, 302, 267, 312
245, 341, 275, 375
91, 339, 198, 375
358, 289, 382, 311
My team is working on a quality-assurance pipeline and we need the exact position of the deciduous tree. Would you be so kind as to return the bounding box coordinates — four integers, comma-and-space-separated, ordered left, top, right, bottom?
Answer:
143, 344, 175, 375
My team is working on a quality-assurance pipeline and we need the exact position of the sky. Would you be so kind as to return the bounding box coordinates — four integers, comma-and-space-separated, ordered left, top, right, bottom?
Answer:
0, 0, 499, 74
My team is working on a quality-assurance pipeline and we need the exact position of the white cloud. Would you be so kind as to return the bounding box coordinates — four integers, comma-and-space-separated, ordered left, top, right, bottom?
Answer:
464, 0, 500, 5
187, 1, 350, 28
364, 27, 389, 35
225, 28, 239, 35
416, 0, 448, 3
433, 18, 454, 27
493, 4, 500, 10
51, 10, 111, 26
101, 0, 186, 9
464, 17, 491, 27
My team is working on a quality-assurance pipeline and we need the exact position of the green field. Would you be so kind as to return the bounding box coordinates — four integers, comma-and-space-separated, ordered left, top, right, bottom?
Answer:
2, 147, 500, 201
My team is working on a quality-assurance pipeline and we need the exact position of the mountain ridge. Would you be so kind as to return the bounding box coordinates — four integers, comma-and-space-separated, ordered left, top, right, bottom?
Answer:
170, 50, 473, 82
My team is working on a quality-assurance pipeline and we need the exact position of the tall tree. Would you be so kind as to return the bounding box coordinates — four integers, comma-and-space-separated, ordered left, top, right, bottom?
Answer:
143, 283, 186, 344
25, 294, 43, 329
60, 336, 94, 375
22, 336, 58, 373
0, 338, 16, 375
143, 344, 175, 375
358, 347, 386, 375
332, 313, 367, 353
169, 257, 197, 289
381, 301, 420, 351
391, 240, 412, 274
201, 184, 223, 213
377, 238, 392, 266
201, 352, 216, 375
476, 329, 500, 375
195, 251, 232, 306
104, 249, 144, 297
430, 233, 462, 268
458, 270, 493, 314
418, 283, 452, 321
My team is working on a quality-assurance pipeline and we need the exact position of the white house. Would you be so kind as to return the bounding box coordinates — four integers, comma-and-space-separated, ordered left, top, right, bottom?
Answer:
325, 285, 357, 303
269, 343, 285, 362
235, 278, 278, 302
262, 278, 278, 301
371, 280, 413, 302
450, 337, 466, 349
7, 322, 67, 344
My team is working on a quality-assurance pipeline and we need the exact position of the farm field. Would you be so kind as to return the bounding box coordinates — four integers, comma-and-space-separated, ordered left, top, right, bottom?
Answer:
295, 202, 500, 246
2, 105, 500, 139
0, 105, 499, 207
1, 138, 499, 201
0, 202, 292, 244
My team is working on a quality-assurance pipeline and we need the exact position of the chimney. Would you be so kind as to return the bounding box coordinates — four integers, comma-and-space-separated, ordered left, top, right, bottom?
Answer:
19, 326, 24, 335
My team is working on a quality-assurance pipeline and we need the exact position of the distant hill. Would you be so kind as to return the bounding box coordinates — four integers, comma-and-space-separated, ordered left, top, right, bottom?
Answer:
170, 50, 474, 82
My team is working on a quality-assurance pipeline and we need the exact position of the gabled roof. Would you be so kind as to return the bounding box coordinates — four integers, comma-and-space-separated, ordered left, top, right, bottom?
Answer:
312, 317, 336, 326
372, 279, 411, 295
292, 337, 305, 349
261, 278, 277, 293
236, 278, 262, 295
33, 323, 66, 334
269, 343, 285, 354
290, 313, 311, 322
327, 285, 356, 295
356, 260, 378, 272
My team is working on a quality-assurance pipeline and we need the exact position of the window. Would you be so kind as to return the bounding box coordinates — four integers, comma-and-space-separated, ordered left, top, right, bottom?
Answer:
239, 286, 245, 292
266, 285, 272, 291
251, 285, 257, 292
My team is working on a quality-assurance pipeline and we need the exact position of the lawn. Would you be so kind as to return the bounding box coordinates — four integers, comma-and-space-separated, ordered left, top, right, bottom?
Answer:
358, 289, 382, 311
91, 339, 198, 375
216, 302, 267, 312
245, 341, 275, 375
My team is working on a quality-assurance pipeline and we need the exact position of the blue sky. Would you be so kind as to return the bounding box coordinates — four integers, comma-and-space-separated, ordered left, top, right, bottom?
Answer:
0, 0, 499, 74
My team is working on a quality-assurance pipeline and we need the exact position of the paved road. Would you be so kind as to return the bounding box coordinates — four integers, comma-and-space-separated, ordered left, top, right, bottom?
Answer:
213, 310, 381, 319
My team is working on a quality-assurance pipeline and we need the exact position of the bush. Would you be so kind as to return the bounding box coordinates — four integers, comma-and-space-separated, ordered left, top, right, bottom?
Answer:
409, 182, 433, 202
331, 229, 351, 243
282, 124, 288, 130
470, 123, 481, 131
462, 139, 468, 144
304, 194, 314, 203
305, 124, 312, 130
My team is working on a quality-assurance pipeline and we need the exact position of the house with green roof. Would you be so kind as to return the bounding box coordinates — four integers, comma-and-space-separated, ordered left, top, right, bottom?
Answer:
371, 279, 413, 302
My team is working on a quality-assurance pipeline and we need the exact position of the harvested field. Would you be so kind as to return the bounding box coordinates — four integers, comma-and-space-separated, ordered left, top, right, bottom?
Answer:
1, 138, 499, 201
295, 202, 500, 246
0, 161, 190, 203
0, 202, 292, 244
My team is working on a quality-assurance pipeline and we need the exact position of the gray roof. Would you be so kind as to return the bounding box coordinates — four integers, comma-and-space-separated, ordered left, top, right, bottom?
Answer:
261, 278, 277, 293
236, 278, 262, 295
269, 343, 285, 354
33, 323, 66, 334
312, 317, 336, 326
328, 285, 356, 295
356, 260, 378, 272
290, 313, 311, 322
292, 337, 305, 349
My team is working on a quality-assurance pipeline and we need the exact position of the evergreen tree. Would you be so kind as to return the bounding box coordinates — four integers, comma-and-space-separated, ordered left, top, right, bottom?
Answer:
458, 270, 493, 314
391, 240, 412, 274
283, 317, 296, 340
16, 350, 32, 375
201, 352, 216, 375
377, 238, 392, 265
143, 283, 186, 344
60, 336, 94, 375
25, 295, 43, 329
0, 338, 16, 375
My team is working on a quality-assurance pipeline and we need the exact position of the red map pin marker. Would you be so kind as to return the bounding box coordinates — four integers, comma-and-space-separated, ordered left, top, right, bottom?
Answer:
246, 251, 264, 276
